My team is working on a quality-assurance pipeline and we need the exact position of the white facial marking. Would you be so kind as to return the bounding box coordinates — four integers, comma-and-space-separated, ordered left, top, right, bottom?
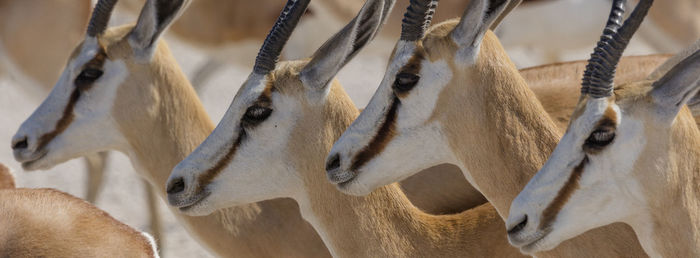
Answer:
508, 98, 652, 253
169, 72, 305, 215
328, 40, 457, 196
13, 38, 128, 170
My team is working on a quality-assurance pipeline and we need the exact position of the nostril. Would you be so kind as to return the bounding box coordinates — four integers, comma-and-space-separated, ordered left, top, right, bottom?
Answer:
326, 154, 341, 172
167, 178, 185, 194
508, 215, 528, 235
12, 137, 28, 150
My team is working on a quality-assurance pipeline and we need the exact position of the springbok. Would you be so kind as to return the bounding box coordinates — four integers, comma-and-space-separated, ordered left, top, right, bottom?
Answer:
326, 0, 653, 256
166, 0, 527, 256
0, 163, 159, 257
9, 0, 335, 256
0, 1, 162, 245
507, 1, 700, 256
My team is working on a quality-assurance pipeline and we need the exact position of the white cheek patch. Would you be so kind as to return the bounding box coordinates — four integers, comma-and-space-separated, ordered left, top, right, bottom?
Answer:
398, 59, 452, 129
215, 94, 305, 204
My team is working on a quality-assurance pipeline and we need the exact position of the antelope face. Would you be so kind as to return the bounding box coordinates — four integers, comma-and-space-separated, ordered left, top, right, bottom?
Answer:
11, 35, 129, 170
325, 37, 457, 196
167, 0, 392, 216
166, 66, 308, 216
508, 57, 700, 252
11, 0, 191, 171
506, 95, 649, 253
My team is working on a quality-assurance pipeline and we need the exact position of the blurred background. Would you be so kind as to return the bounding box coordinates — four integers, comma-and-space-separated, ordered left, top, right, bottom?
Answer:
0, 0, 697, 256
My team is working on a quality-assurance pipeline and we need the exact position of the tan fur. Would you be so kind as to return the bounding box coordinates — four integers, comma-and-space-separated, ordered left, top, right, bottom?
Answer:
0, 164, 15, 189
417, 20, 648, 256
261, 61, 524, 257
91, 25, 331, 257
0, 187, 157, 257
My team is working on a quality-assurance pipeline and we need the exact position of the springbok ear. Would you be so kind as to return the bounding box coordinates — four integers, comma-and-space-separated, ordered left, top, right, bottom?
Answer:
647, 39, 700, 81
129, 0, 190, 59
300, 0, 395, 91
490, 0, 521, 30
451, 0, 513, 48
650, 49, 700, 116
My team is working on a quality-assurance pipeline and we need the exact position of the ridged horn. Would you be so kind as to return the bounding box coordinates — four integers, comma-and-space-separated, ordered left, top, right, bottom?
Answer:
87, 0, 119, 37
582, 0, 654, 98
253, 0, 311, 75
400, 0, 439, 41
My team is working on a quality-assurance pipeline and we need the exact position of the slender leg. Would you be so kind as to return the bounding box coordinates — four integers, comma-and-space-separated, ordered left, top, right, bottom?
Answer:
84, 152, 109, 204
144, 181, 163, 253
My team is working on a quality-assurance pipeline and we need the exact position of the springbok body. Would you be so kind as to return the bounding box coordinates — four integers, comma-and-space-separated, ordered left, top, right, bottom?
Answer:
0, 164, 158, 258
10, 0, 332, 257
508, 0, 700, 256
327, 0, 649, 256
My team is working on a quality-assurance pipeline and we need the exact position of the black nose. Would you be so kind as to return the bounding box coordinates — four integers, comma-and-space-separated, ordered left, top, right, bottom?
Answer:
12, 137, 28, 150
507, 215, 528, 235
326, 154, 341, 172
167, 177, 185, 194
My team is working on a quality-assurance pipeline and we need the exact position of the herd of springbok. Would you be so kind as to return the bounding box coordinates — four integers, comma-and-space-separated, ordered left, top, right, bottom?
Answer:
1, 0, 699, 256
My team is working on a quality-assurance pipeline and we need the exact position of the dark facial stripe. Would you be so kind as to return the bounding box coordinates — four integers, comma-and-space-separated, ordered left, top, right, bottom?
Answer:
35, 48, 107, 152
196, 82, 275, 191
350, 97, 399, 171
196, 131, 245, 192
540, 156, 588, 230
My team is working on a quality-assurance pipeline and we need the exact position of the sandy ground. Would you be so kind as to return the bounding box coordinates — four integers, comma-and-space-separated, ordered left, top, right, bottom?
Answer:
0, 8, 662, 258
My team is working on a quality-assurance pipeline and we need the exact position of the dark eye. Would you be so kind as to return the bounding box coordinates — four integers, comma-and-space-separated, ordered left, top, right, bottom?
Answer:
242, 106, 273, 126
75, 68, 103, 88
393, 73, 420, 93
583, 128, 616, 151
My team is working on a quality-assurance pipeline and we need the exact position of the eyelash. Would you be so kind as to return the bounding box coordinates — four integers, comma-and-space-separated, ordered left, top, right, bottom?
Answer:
242, 106, 273, 127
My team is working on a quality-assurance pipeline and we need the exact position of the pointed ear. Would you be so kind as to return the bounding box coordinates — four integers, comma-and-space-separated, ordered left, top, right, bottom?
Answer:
300, 0, 395, 91
647, 39, 700, 81
451, 0, 513, 48
650, 49, 700, 116
490, 0, 521, 31
129, 0, 190, 59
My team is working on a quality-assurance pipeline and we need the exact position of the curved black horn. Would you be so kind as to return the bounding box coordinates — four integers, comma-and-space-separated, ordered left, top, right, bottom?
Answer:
87, 0, 119, 37
400, 0, 439, 41
253, 0, 311, 75
582, 0, 654, 98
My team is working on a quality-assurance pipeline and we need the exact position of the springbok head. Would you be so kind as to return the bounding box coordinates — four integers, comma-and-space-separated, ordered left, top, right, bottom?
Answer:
11, 0, 191, 170
166, 0, 394, 216
505, 0, 700, 254
325, 0, 521, 195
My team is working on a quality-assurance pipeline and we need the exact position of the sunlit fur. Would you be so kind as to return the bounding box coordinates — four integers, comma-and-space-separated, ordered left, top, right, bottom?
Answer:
169, 59, 525, 257
509, 79, 700, 256
328, 18, 648, 257
12, 25, 331, 257
0, 164, 158, 257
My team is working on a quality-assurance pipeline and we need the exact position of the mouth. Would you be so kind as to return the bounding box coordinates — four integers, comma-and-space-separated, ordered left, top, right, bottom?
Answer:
174, 191, 211, 212
18, 150, 49, 170
327, 169, 357, 187
514, 230, 551, 254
